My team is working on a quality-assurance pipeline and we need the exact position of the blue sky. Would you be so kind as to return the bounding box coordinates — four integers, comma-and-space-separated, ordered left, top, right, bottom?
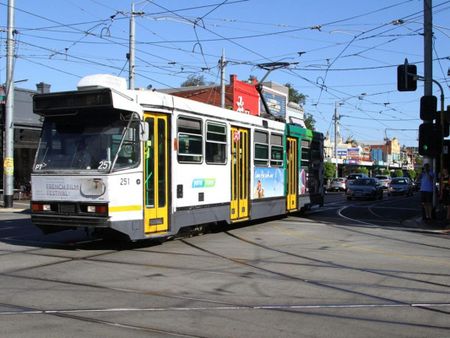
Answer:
1, 0, 449, 146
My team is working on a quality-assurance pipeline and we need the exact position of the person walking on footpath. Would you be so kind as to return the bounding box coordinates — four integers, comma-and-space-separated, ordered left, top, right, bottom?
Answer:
419, 163, 435, 221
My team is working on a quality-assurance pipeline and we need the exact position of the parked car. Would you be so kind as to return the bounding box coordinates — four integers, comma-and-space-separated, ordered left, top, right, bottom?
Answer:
346, 173, 368, 186
375, 175, 391, 189
328, 177, 346, 191
388, 177, 414, 196
346, 177, 383, 200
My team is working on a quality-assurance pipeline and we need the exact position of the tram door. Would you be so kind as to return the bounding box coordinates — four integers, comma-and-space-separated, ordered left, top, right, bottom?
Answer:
144, 113, 169, 234
286, 137, 298, 211
230, 127, 249, 222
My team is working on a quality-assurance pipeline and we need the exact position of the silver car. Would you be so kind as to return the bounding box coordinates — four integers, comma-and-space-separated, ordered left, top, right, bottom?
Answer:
388, 177, 413, 196
328, 177, 346, 191
375, 175, 391, 189
346, 178, 383, 200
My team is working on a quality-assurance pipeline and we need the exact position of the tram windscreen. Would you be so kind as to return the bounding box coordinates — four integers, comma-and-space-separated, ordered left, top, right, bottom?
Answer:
34, 110, 140, 172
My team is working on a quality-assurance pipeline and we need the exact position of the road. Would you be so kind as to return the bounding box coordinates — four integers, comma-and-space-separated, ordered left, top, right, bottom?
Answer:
0, 194, 449, 337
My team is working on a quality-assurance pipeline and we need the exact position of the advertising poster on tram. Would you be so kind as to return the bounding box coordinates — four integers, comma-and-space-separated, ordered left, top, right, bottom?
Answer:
253, 167, 284, 198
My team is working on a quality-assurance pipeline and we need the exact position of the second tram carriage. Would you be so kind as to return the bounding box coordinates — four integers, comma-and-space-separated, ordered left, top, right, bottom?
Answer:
30, 74, 323, 241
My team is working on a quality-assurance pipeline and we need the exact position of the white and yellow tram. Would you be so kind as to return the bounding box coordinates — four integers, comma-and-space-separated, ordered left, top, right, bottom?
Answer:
31, 74, 323, 241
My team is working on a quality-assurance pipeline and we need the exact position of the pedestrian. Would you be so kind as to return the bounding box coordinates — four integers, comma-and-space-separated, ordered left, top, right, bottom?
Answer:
419, 163, 434, 221
439, 168, 450, 223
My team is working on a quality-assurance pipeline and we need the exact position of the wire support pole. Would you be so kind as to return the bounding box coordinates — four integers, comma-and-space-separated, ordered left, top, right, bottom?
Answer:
128, 2, 136, 90
3, 0, 15, 208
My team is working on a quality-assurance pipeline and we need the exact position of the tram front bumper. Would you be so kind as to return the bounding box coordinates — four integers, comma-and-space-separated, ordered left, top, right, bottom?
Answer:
31, 200, 110, 229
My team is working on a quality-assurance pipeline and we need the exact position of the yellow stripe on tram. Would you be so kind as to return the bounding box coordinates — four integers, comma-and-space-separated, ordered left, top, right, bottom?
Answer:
109, 205, 142, 213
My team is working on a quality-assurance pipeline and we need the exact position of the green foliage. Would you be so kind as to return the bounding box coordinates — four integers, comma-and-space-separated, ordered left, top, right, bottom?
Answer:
324, 161, 336, 179
393, 169, 404, 177
181, 74, 206, 87
375, 168, 390, 175
285, 83, 307, 105
357, 167, 369, 175
304, 113, 316, 131
408, 169, 417, 180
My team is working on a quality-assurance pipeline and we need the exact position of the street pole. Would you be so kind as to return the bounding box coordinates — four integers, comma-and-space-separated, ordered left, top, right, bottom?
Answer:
128, 2, 135, 90
424, 0, 437, 209
3, 0, 15, 208
220, 49, 225, 108
334, 102, 339, 178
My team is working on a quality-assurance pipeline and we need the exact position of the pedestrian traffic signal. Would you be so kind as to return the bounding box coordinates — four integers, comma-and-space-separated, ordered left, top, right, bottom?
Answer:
420, 95, 437, 121
397, 63, 417, 91
419, 123, 442, 156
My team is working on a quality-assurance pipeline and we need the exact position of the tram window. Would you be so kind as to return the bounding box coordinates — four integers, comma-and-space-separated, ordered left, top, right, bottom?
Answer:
206, 122, 226, 164
254, 130, 269, 166
177, 117, 203, 163
270, 133, 283, 167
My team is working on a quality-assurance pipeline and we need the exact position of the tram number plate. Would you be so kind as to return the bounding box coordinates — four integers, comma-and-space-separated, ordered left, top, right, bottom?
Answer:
60, 204, 75, 213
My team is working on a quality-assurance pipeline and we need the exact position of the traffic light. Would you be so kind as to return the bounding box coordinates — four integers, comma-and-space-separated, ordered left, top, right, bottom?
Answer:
420, 95, 437, 121
443, 105, 450, 137
436, 111, 449, 137
418, 123, 442, 156
397, 63, 417, 91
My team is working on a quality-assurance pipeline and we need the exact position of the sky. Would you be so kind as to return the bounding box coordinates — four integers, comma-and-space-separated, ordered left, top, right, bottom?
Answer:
1, 0, 449, 147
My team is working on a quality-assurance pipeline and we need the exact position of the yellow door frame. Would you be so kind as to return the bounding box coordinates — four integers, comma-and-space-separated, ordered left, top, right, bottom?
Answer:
230, 127, 249, 221
286, 137, 298, 211
144, 113, 169, 234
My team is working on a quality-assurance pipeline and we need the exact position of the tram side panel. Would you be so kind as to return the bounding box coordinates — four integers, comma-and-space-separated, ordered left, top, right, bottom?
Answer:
170, 113, 231, 231
249, 129, 286, 220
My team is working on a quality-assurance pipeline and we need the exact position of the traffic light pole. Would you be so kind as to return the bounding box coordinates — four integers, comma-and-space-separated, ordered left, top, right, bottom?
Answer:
423, 0, 437, 210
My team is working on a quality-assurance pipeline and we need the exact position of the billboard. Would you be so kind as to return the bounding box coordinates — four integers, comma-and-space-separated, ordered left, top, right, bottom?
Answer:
260, 88, 287, 118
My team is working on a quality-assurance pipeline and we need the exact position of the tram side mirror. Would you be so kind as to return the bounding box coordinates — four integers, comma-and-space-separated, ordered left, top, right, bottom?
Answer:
140, 121, 149, 141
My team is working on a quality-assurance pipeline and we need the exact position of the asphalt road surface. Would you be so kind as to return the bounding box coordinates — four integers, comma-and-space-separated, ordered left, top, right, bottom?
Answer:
0, 194, 449, 337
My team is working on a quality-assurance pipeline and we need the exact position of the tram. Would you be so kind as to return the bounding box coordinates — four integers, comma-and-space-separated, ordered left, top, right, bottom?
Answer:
30, 74, 323, 240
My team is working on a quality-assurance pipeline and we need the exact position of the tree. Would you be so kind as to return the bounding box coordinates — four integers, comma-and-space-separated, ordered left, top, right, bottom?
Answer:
284, 83, 306, 105
408, 169, 417, 180
324, 161, 336, 180
357, 167, 369, 175
304, 113, 316, 130
181, 74, 206, 87
393, 169, 404, 177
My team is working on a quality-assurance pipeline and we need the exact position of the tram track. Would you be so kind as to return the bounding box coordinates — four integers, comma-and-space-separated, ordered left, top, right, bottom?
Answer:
220, 229, 450, 289
334, 204, 450, 251
179, 235, 450, 318
1, 223, 450, 334
0, 301, 203, 337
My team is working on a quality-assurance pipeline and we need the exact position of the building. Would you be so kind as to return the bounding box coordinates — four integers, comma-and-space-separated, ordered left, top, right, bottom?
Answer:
161, 74, 306, 125
1, 83, 48, 194
161, 74, 261, 116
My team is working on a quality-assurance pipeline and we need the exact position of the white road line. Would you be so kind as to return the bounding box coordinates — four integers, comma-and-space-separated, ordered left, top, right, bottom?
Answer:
2, 303, 450, 315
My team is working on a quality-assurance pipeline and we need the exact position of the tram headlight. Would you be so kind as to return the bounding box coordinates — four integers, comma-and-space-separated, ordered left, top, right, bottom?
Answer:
31, 202, 52, 212
85, 204, 108, 215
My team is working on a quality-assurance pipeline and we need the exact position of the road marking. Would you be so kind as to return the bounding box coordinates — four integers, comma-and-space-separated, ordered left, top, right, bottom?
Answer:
1, 303, 450, 315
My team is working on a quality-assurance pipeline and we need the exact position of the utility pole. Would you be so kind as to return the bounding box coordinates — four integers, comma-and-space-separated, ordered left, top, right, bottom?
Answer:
334, 102, 340, 178
128, 2, 136, 90
3, 0, 15, 208
219, 49, 226, 108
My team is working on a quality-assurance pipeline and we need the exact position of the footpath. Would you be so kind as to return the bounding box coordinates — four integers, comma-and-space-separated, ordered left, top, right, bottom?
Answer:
402, 216, 450, 234
0, 200, 30, 213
